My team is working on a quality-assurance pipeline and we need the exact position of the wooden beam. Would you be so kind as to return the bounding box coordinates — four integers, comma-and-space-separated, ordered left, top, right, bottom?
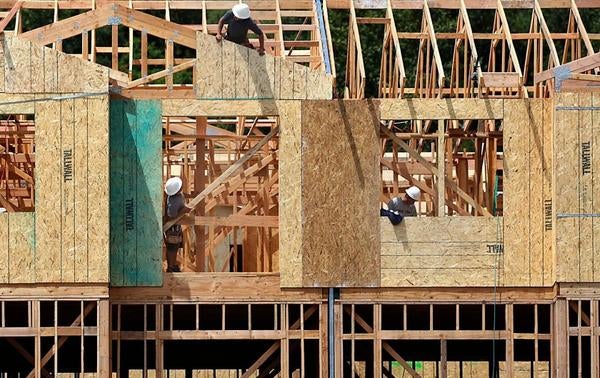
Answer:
243, 342, 280, 378
423, 0, 446, 88
535, 52, 600, 83
180, 215, 278, 228
533, 0, 560, 67
0, 1, 22, 32
163, 127, 279, 231
496, 0, 524, 77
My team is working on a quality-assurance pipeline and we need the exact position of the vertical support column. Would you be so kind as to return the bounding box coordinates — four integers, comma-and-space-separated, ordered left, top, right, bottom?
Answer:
281, 304, 289, 378
33, 300, 40, 378
111, 24, 119, 71
505, 303, 514, 376
320, 302, 328, 378
166, 39, 174, 91
554, 298, 569, 377
98, 299, 111, 377
437, 120, 445, 216
195, 117, 207, 272
156, 304, 164, 378
592, 300, 598, 377
440, 339, 447, 378
374, 304, 381, 377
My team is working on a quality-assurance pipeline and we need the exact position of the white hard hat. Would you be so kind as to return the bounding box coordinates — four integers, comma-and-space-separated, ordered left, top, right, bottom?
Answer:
232, 4, 251, 19
165, 177, 183, 196
0, 208, 6, 214
406, 186, 421, 201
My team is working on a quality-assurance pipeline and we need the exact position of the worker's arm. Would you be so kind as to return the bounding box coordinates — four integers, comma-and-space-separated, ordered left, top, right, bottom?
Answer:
216, 17, 226, 42
250, 21, 265, 55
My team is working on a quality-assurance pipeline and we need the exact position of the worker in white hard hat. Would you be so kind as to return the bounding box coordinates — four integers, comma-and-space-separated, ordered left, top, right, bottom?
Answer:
380, 186, 421, 225
215, 4, 265, 55
164, 177, 187, 272
0, 208, 6, 214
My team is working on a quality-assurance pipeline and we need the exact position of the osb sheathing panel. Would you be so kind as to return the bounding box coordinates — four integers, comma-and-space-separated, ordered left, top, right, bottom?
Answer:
379, 98, 504, 120
380, 217, 504, 287
503, 99, 553, 286
554, 92, 599, 283
300, 100, 381, 287
195, 34, 332, 100
279, 101, 302, 287
0, 213, 35, 283
34, 96, 109, 284
1, 35, 108, 94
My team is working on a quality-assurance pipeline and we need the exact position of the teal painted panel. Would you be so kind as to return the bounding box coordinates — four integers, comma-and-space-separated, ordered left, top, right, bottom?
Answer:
133, 101, 163, 286
109, 100, 125, 286
110, 99, 163, 287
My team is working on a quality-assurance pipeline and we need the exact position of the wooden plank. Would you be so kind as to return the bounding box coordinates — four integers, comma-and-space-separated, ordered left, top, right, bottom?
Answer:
57, 49, 81, 92
35, 99, 62, 282
529, 99, 545, 286
554, 93, 580, 282
542, 99, 554, 286
0, 34, 5, 93
0, 214, 8, 282
73, 98, 89, 283
133, 100, 163, 286
61, 98, 76, 282
594, 93, 600, 282
9, 213, 35, 283
301, 100, 380, 287
379, 98, 504, 119
162, 99, 280, 117
279, 101, 302, 288
196, 33, 222, 99
578, 93, 594, 282
503, 100, 531, 286
86, 96, 109, 283
380, 217, 503, 242
306, 67, 332, 99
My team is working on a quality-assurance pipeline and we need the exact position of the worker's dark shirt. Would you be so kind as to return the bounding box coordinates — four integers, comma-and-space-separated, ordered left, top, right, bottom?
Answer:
166, 193, 185, 219
221, 10, 263, 44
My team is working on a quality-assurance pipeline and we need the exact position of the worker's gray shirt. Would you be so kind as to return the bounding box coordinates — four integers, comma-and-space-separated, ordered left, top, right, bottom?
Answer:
222, 10, 263, 44
166, 193, 185, 219
387, 197, 417, 217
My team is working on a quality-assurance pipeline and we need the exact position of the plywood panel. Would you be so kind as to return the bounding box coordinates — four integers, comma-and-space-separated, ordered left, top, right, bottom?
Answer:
43, 47, 58, 93
61, 98, 76, 282
196, 35, 222, 98
542, 99, 554, 286
279, 101, 302, 287
8, 213, 35, 283
133, 100, 163, 286
4, 35, 31, 93
35, 99, 62, 282
0, 214, 7, 282
74, 98, 89, 282
306, 67, 332, 100
292, 64, 307, 100
380, 217, 503, 287
221, 41, 236, 99
503, 100, 531, 286
0, 34, 5, 93
247, 49, 273, 98
86, 96, 110, 282
301, 100, 380, 287
379, 98, 504, 120
593, 93, 600, 282
109, 99, 162, 287
30, 43, 44, 92
578, 93, 594, 282
279, 60, 294, 99
528, 99, 544, 286
234, 45, 249, 99
554, 93, 580, 282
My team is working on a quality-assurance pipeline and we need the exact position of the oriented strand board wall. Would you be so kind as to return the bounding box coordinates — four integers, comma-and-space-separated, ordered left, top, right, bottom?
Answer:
381, 217, 504, 287
554, 92, 600, 283
0, 213, 35, 283
35, 96, 110, 283
196, 34, 332, 100
280, 100, 381, 287
110, 100, 163, 287
503, 99, 554, 286
1, 34, 108, 93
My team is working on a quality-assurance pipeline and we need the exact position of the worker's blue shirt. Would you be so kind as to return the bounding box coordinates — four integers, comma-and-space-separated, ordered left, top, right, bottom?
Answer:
222, 10, 263, 44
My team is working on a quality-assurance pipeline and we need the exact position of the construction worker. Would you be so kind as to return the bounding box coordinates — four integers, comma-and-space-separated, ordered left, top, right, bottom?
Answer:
380, 186, 421, 225
164, 177, 186, 272
215, 4, 266, 56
